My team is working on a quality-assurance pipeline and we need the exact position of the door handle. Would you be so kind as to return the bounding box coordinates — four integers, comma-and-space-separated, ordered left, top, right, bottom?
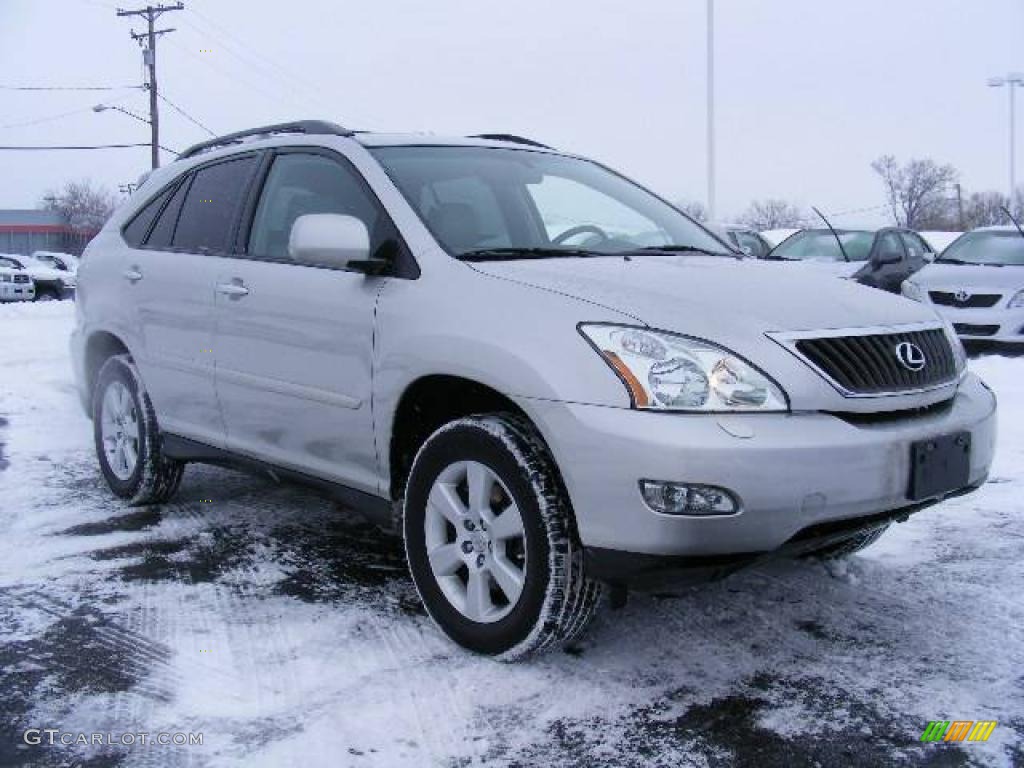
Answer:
216, 281, 249, 298
123, 267, 143, 283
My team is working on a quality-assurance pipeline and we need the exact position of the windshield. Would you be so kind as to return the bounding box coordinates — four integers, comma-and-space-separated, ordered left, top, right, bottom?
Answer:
939, 231, 1024, 266
0, 257, 22, 269
771, 229, 874, 262
369, 146, 731, 259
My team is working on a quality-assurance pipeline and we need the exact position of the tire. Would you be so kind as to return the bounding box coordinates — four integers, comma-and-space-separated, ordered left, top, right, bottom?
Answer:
403, 413, 602, 660
802, 524, 889, 560
92, 354, 184, 505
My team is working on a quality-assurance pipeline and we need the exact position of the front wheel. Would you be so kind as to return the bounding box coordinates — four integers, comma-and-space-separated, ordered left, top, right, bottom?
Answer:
403, 414, 602, 659
93, 354, 184, 505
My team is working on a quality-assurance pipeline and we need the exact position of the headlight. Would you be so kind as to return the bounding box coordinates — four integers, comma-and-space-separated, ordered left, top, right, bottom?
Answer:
579, 324, 788, 412
1008, 289, 1024, 309
902, 280, 924, 302
939, 317, 968, 377
1, 274, 10, 283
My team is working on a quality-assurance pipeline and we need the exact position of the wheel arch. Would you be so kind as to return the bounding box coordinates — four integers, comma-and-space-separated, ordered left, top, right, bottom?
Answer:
83, 330, 133, 409
387, 374, 553, 502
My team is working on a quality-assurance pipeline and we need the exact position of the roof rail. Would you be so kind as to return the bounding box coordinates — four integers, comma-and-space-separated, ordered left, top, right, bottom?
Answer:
178, 120, 353, 160
468, 133, 552, 149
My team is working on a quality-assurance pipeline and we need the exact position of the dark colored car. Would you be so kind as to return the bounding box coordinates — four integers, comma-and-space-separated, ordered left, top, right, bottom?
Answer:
768, 228, 934, 293
723, 226, 774, 259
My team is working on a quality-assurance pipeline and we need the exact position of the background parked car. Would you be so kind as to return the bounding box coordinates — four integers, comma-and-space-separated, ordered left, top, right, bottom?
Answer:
0, 255, 35, 302
766, 227, 934, 293
902, 225, 1024, 345
707, 224, 773, 258
760, 228, 800, 247
31, 250, 79, 275
918, 231, 962, 258
0, 253, 74, 300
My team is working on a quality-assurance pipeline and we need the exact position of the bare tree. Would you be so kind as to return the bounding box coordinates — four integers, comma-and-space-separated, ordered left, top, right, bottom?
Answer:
961, 190, 1012, 230
676, 200, 708, 223
871, 155, 958, 229
41, 179, 118, 232
737, 199, 807, 230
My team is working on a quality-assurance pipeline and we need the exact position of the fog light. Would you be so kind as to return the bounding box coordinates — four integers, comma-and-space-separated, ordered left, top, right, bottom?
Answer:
638, 480, 738, 516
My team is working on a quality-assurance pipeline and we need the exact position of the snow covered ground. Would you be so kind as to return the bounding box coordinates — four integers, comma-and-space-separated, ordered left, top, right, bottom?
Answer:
1, 300, 1021, 768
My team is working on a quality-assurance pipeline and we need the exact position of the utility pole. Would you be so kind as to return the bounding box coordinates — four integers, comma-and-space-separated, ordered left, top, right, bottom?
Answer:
706, 0, 716, 221
988, 73, 1024, 203
116, 3, 184, 169
954, 182, 964, 230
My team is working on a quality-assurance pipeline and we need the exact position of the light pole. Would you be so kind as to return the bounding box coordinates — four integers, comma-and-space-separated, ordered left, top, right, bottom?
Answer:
93, 103, 151, 128
988, 73, 1024, 202
706, 0, 716, 221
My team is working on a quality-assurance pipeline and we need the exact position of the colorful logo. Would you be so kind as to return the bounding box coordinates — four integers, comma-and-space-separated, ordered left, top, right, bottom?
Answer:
921, 720, 997, 743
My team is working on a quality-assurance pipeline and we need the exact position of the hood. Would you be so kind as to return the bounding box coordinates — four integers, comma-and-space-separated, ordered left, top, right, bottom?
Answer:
774, 259, 864, 279
469, 255, 934, 337
910, 262, 1024, 293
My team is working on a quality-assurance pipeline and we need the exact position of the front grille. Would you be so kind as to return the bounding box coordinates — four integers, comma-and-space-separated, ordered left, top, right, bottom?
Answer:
953, 323, 1000, 337
929, 291, 1001, 308
13, 274, 29, 284
795, 328, 956, 395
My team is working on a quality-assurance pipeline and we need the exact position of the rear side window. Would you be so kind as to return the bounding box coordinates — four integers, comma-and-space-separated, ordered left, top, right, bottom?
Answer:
172, 156, 258, 253
901, 232, 931, 259
123, 184, 176, 247
146, 178, 190, 249
877, 232, 906, 261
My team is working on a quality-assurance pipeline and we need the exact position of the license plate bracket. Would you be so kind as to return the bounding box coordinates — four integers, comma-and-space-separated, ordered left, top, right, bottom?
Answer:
909, 431, 971, 501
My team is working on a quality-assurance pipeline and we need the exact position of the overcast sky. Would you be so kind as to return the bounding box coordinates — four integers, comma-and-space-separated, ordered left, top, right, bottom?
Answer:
1, 0, 1021, 226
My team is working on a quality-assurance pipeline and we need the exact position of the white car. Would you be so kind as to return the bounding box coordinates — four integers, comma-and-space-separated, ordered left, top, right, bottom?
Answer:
0, 255, 36, 302
31, 250, 79, 276
0, 253, 75, 300
71, 121, 996, 658
902, 226, 1024, 344
760, 228, 800, 247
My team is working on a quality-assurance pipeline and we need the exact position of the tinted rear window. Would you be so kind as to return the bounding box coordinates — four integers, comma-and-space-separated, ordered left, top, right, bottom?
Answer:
172, 156, 258, 253
146, 178, 190, 249
123, 184, 176, 247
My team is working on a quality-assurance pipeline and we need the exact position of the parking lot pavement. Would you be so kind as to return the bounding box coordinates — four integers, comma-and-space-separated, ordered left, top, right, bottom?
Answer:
1, 302, 1022, 768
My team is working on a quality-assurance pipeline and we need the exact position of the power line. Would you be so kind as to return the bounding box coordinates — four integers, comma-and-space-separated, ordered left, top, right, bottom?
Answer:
176, 5, 330, 116
162, 35, 301, 112
157, 91, 214, 135
0, 84, 143, 91
0, 143, 152, 150
0, 143, 179, 154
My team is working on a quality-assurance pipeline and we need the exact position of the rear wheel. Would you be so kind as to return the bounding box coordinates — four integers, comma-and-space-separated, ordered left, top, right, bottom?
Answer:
93, 354, 184, 505
403, 414, 602, 659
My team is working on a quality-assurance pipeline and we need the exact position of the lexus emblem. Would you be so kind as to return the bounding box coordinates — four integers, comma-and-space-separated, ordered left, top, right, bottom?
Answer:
954, 289, 971, 303
895, 342, 927, 372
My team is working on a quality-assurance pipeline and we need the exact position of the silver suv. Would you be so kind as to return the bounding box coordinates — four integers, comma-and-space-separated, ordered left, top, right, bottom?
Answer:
72, 121, 997, 658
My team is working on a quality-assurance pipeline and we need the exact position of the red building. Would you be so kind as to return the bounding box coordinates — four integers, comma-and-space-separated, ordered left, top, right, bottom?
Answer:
0, 210, 97, 256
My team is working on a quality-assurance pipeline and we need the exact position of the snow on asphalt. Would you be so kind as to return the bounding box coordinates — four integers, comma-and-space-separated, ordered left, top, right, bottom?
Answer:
0, 301, 1021, 768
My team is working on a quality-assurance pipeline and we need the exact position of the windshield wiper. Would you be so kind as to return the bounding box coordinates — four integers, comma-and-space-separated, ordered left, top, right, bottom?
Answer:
631, 244, 736, 258
935, 257, 971, 265
457, 247, 600, 262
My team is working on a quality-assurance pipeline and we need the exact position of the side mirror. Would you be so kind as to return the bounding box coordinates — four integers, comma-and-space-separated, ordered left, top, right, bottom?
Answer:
289, 214, 386, 274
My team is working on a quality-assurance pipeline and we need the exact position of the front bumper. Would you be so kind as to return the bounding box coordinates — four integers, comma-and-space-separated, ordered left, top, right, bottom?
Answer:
0, 282, 35, 301
517, 372, 996, 559
930, 304, 1024, 343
